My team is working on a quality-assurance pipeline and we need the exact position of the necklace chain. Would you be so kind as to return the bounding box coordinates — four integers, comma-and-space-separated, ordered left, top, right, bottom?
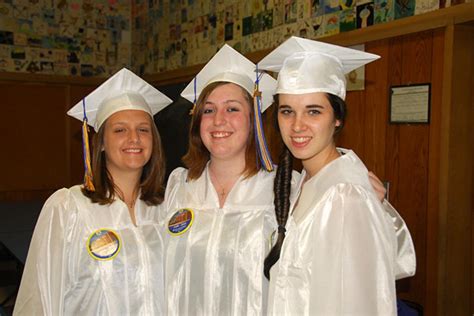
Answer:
118, 191, 138, 209
210, 168, 229, 198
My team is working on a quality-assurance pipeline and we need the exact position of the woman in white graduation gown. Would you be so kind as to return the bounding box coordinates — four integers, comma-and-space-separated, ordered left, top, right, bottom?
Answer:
161, 44, 282, 315
260, 37, 416, 315
13, 68, 172, 315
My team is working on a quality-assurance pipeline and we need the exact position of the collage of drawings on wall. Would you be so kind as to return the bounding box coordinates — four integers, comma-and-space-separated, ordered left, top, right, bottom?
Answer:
0, 0, 131, 76
0, 0, 445, 77
133, 0, 440, 74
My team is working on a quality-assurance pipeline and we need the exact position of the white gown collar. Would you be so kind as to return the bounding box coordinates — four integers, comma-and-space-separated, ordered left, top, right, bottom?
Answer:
185, 164, 274, 211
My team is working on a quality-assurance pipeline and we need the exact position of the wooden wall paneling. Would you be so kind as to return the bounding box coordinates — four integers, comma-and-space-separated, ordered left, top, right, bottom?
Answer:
471, 32, 474, 314
424, 27, 445, 316
398, 30, 433, 307
470, 26, 474, 315
440, 23, 474, 315
385, 37, 402, 208
0, 81, 97, 201
363, 39, 390, 177
338, 91, 366, 159
0, 83, 69, 194
437, 24, 454, 316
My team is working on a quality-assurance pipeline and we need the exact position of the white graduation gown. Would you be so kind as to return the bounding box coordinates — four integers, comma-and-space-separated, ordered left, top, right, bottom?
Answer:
13, 185, 166, 316
162, 167, 280, 316
268, 149, 416, 316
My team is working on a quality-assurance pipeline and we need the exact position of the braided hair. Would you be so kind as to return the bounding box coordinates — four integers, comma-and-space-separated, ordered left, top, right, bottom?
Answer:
264, 146, 293, 279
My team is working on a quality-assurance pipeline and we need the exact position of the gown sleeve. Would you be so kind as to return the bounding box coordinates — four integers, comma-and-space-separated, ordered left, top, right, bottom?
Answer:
308, 184, 397, 315
13, 188, 75, 316
382, 200, 416, 280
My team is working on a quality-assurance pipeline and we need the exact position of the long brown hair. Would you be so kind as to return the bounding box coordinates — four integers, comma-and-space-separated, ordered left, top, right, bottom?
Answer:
182, 81, 259, 180
82, 114, 165, 206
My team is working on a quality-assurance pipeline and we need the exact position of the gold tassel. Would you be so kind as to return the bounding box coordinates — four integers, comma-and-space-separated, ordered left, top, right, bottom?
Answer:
82, 116, 95, 191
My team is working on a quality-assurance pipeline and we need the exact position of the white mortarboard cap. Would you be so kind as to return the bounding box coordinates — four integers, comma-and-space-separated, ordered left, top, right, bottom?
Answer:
259, 36, 380, 100
180, 44, 276, 112
67, 68, 173, 131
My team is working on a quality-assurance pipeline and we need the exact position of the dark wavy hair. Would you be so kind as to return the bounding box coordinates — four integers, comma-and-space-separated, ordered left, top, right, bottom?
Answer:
264, 93, 346, 279
182, 81, 260, 180
82, 114, 165, 206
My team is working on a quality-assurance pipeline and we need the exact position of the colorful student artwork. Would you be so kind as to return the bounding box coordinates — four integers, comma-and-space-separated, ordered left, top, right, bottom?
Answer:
0, 0, 130, 75
0, 0, 455, 76
357, 2, 375, 28
395, 0, 416, 18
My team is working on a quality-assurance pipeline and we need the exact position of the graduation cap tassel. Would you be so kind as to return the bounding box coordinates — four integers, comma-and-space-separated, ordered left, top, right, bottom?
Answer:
253, 69, 274, 172
81, 99, 95, 191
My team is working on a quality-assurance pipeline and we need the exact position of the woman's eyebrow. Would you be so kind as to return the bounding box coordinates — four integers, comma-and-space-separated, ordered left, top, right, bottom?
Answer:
223, 99, 243, 104
205, 99, 243, 105
110, 121, 151, 126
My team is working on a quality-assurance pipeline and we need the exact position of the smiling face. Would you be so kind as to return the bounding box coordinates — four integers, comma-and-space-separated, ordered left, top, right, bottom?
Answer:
199, 83, 251, 163
102, 109, 153, 176
277, 92, 341, 176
